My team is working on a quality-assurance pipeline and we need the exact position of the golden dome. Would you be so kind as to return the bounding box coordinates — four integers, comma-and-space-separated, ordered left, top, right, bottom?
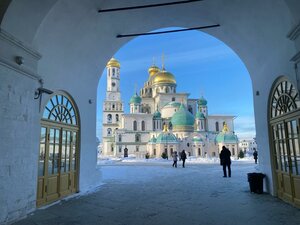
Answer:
106, 57, 120, 68
148, 65, 160, 77
153, 69, 176, 84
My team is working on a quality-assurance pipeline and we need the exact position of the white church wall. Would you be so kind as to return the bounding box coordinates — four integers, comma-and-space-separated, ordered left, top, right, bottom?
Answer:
0, 66, 40, 223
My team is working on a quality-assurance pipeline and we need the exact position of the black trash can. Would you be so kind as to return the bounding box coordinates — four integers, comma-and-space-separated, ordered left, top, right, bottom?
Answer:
247, 173, 265, 194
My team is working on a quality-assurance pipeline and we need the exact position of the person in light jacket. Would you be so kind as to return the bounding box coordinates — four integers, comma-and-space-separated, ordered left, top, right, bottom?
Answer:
172, 151, 178, 168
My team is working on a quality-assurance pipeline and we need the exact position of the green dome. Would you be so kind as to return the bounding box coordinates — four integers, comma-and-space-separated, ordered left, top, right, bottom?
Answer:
196, 111, 205, 119
149, 136, 157, 143
171, 104, 195, 132
163, 101, 181, 108
215, 132, 238, 144
156, 132, 178, 144
130, 93, 142, 104
192, 136, 203, 142
153, 110, 161, 119
198, 96, 207, 106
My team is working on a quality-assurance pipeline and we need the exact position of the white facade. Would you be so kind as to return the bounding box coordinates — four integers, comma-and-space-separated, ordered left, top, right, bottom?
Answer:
101, 59, 239, 159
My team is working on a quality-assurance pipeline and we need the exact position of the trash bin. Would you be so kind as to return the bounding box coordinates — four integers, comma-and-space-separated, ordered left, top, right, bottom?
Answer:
247, 173, 265, 194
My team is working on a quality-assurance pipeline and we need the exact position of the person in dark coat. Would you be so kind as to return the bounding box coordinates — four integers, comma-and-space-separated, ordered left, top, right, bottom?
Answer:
253, 150, 258, 164
172, 151, 178, 168
219, 146, 231, 177
181, 150, 187, 168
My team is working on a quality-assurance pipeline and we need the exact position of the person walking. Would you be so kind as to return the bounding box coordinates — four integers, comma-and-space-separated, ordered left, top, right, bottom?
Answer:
181, 150, 187, 168
219, 146, 231, 177
253, 150, 258, 164
172, 151, 178, 168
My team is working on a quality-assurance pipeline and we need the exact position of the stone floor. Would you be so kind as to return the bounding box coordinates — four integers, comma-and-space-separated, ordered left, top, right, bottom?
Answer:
13, 161, 300, 225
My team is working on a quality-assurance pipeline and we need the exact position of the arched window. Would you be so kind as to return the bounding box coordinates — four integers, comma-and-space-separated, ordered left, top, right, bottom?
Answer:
172, 97, 175, 101
107, 114, 112, 123
118, 134, 122, 142
216, 122, 219, 132
39, 93, 79, 206
135, 134, 141, 142
116, 114, 119, 122
188, 106, 193, 114
112, 104, 115, 109
42, 94, 77, 125
107, 128, 112, 136
142, 121, 145, 131
133, 121, 137, 131
269, 78, 300, 205
169, 122, 173, 130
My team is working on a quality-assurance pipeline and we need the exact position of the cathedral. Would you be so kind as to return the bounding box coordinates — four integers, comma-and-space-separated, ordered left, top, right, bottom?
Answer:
102, 57, 239, 159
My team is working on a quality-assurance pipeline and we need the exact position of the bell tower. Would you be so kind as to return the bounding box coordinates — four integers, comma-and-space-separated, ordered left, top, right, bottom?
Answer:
102, 58, 124, 155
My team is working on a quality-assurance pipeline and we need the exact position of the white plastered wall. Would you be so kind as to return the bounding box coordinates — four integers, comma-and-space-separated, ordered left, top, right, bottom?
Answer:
0, 0, 299, 223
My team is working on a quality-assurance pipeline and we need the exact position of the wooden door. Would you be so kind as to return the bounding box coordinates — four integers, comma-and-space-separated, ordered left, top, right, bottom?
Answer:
37, 127, 78, 206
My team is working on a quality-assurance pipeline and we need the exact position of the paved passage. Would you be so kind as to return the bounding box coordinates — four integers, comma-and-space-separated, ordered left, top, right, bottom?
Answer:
13, 161, 300, 225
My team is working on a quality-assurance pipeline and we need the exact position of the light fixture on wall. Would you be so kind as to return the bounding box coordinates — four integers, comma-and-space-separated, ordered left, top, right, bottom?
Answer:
34, 87, 53, 99
34, 79, 54, 112
15, 56, 24, 65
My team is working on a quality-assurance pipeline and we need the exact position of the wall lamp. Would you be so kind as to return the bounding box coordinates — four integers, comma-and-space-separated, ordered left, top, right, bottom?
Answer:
15, 56, 24, 65
34, 87, 53, 99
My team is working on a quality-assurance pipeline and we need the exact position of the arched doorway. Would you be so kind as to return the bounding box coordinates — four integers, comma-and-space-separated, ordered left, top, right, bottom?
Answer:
269, 77, 300, 207
37, 93, 80, 206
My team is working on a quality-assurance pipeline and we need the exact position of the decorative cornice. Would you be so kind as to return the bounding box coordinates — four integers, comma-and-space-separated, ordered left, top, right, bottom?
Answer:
287, 22, 300, 41
0, 28, 42, 60
290, 50, 300, 64
0, 56, 41, 80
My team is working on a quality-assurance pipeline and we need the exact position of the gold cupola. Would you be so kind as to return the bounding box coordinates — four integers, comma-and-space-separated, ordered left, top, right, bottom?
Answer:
148, 65, 160, 77
153, 69, 176, 85
106, 57, 120, 68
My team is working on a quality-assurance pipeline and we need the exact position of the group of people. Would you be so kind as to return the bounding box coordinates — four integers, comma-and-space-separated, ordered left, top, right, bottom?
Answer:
171, 147, 258, 177
172, 150, 187, 168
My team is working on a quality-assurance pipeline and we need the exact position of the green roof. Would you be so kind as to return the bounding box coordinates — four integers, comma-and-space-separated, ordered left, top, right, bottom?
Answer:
171, 104, 195, 126
153, 110, 161, 119
196, 111, 205, 119
198, 96, 207, 106
192, 136, 203, 142
215, 132, 238, 143
163, 101, 181, 108
148, 136, 157, 143
156, 132, 178, 144
130, 93, 142, 104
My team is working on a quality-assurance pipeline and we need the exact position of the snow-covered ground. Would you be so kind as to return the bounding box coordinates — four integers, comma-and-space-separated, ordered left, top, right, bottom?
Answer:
97, 155, 255, 165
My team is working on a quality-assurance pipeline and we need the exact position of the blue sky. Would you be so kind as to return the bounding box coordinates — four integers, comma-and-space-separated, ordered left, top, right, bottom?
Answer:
96, 28, 255, 140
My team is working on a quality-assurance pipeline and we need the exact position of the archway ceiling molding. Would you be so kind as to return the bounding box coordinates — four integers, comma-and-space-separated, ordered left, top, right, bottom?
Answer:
0, 0, 296, 90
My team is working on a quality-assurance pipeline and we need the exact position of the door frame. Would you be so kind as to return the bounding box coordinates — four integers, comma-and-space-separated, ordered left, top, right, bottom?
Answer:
37, 92, 80, 207
268, 76, 300, 207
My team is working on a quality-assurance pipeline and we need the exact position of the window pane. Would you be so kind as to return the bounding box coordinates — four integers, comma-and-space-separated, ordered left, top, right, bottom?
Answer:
48, 144, 54, 174
38, 127, 46, 177
72, 132, 77, 170
61, 131, 66, 173
66, 131, 71, 172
